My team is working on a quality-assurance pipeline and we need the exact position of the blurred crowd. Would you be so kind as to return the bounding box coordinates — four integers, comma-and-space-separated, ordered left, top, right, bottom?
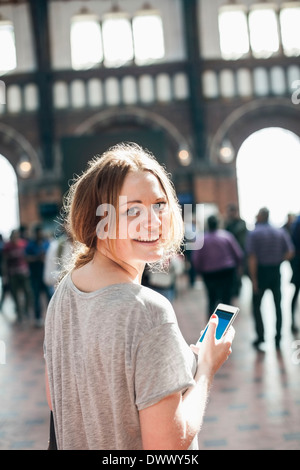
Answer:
189, 205, 299, 350
0, 224, 71, 327
144, 203, 299, 350
0, 205, 299, 347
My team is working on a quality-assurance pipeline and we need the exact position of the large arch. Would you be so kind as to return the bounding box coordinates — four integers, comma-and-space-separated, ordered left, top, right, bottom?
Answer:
236, 127, 300, 228
0, 122, 42, 179
209, 98, 300, 165
73, 106, 193, 171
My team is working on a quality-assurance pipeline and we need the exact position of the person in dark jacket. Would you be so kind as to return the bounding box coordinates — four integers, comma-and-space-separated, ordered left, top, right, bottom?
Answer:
192, 214, 243, 318
246, 207, 294, 349
291, 214, 300, 333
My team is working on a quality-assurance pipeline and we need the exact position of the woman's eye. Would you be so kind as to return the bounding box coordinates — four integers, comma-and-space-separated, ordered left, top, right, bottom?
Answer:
127, 207, 140, 217
153, 202, 167, 212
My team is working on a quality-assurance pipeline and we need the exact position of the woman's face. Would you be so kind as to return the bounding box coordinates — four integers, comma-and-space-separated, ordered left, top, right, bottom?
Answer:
101, 170, 171, 271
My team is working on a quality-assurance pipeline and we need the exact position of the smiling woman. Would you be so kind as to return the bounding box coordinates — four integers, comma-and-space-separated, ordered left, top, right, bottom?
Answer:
95, 172, 170, 256
114, 170, 171, 268
44, 142, 235, 450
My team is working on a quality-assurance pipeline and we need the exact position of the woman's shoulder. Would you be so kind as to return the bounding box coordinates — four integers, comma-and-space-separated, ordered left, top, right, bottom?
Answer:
127, 283, 172, 307
51, 274, 176, 327
131, 284, 176, 325
96, 282, 176, 329
55, 274, 170, 308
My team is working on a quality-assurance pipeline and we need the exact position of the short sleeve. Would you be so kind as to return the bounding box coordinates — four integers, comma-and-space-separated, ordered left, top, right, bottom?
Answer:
134, 322, 196, 411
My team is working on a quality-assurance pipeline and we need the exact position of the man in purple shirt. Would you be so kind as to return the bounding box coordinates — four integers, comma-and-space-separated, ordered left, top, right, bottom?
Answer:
246, 207, 294, 349
192, 214, 243, 318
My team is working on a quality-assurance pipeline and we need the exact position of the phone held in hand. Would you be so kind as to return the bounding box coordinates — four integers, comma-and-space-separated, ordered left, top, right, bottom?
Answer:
198, 303, 239, 343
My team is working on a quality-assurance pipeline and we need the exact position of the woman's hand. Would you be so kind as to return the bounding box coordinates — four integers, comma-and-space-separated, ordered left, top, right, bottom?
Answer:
140, 315, 236, 450
190, 314, 235, 379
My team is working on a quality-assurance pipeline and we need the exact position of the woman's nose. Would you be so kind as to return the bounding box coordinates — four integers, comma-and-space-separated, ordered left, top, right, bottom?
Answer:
142, 206, 161, 230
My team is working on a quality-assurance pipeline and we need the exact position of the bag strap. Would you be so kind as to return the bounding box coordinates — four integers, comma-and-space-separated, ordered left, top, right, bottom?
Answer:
48, 411, 57, 450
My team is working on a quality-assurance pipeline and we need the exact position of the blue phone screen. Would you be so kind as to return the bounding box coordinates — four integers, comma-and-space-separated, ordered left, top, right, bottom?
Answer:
199, 309, 234, 342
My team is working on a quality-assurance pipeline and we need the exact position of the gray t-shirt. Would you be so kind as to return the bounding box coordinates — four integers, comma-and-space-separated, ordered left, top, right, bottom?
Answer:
44, 273, 197, 450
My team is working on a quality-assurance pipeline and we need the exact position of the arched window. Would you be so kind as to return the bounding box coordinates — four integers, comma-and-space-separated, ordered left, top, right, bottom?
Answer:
0, 15, 17, 73
236, 128, 300, 228
0, 155, 19, 238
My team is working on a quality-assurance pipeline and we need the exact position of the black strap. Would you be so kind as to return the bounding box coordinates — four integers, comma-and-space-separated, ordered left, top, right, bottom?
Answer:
48, 411, 57, 450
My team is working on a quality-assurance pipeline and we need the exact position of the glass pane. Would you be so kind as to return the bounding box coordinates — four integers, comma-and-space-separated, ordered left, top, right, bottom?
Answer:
237, 128, 300, 228
71, 19, 103, 70
280, 7, 300, 56
0, 23, 17, 72
218, 9, 249, 59
249, 8, 279, 58
133, 14, 165, 64
102, 17, 133, 67
0, 155, 19, 238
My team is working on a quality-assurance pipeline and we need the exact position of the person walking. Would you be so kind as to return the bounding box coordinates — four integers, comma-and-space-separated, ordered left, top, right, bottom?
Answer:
2, 229, 31, 322
224, 203, 248, 295
246, 207, 294, 349
192, 214, 243, 318
43, 230, 73, 294
25, 225, 52, 327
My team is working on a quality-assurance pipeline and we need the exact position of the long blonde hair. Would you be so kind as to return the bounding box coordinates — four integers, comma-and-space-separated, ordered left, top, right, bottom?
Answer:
64, 142, 184, 270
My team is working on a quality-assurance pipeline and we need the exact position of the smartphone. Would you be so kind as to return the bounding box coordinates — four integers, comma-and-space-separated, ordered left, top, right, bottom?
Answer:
198, 303, 239, 343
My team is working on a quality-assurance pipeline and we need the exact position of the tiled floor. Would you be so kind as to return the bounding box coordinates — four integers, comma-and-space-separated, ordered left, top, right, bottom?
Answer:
0, 302, 49, 450
0, 262, 299, 450
175, 264, 300, 451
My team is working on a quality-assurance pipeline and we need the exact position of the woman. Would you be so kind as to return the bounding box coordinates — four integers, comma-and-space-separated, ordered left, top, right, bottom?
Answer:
44, 143, 234, 450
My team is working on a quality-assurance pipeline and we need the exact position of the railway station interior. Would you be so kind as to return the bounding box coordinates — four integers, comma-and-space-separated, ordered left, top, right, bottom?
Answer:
0, 0, 300, 450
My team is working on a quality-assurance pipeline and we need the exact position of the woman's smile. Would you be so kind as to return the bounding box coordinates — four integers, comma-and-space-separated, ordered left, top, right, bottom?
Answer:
132, 235, 161, 244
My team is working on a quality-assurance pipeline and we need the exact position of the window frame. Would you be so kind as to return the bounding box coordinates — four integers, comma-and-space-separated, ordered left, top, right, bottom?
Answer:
218, 1, 300, 61
70, 8, 166, 70
0, 19, 17, 73
218, 4, 250, 60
